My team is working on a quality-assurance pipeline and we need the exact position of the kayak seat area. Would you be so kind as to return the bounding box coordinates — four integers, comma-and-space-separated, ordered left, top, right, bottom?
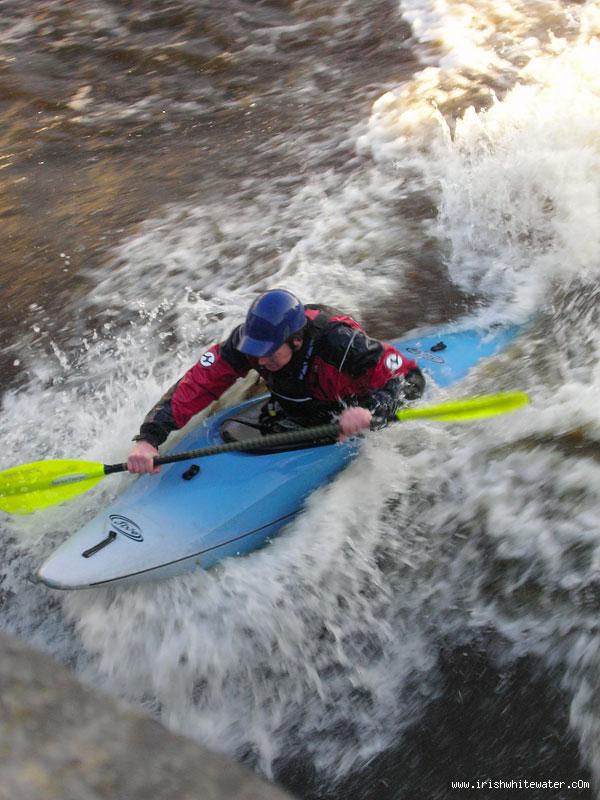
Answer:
218, 402, 336, 454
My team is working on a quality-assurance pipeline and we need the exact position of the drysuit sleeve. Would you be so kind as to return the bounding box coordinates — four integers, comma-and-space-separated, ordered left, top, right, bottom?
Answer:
134, 326, 252, 448
325, 327, 425, 428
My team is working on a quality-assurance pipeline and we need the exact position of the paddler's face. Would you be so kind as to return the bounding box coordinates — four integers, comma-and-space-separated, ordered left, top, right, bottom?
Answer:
258, 343, 294, 372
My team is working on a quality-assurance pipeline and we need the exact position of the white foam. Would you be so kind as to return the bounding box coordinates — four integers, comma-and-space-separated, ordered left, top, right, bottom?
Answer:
356, 0, 600, 324
432, 39, 600, 320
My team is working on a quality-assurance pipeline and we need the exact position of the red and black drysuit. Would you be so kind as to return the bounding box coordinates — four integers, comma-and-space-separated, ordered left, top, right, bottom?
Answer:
134, 305, 425, 448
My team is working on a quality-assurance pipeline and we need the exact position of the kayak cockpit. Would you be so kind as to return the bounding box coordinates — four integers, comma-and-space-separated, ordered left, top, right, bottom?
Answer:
218, 398, 337, 453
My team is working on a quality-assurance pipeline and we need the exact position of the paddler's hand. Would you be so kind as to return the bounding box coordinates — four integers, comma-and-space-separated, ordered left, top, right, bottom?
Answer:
339, 407, 372, 442
127, 441, 160, 474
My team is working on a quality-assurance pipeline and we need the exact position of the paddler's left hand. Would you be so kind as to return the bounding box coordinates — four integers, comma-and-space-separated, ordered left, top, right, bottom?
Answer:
339, 407, 372, 442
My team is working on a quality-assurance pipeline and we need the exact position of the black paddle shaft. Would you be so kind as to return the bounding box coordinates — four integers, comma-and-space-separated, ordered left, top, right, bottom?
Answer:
103, 422, 342, 475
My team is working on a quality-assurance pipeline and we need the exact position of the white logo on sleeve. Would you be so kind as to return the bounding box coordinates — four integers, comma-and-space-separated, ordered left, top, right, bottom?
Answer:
200, 351, 216, 367
386, 352, 403, 372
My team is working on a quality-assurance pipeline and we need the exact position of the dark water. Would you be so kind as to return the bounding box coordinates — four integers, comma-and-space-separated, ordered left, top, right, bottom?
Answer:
1, 2, 598, 799
281, 645, 588, 800
0, 0, 417, 354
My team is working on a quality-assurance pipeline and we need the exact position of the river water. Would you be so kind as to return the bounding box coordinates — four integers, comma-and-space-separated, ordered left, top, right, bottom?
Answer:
1, 1, 599, 798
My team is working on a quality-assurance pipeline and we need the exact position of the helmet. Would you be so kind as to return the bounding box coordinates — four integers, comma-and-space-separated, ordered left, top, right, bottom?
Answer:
238, 289, 306, 357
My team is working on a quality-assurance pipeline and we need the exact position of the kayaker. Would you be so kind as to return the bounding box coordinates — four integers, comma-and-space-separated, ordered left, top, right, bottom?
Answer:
127, 289, 425, 473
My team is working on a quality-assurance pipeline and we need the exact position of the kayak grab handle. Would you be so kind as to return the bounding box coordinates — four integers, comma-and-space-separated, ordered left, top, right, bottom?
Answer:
82, 530, 117, 558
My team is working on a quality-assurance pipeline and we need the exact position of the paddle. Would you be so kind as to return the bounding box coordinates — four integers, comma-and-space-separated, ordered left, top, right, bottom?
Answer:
0, 391, 528, 515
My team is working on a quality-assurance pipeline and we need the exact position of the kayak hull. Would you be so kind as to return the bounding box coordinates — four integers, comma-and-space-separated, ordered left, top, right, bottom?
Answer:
37, 324, 520, 589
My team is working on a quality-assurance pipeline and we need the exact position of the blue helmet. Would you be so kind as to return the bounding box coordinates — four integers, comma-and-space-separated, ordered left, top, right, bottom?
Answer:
238, 289, 306, 357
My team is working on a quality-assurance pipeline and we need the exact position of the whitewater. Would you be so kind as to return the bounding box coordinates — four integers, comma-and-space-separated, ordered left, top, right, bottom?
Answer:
1, 0, 599, 797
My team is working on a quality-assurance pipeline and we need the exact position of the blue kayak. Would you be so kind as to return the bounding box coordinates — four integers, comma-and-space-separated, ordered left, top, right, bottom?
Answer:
37, 323, 520, 590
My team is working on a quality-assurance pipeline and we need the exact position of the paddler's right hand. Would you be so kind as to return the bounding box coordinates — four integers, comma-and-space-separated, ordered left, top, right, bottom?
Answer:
127, 441, 161, 474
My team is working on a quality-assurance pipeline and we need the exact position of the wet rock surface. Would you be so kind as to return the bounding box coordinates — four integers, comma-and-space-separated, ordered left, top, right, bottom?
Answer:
0, 630, 294, 800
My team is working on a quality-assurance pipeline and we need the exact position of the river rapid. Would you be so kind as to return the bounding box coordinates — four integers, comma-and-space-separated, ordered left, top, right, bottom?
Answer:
1, 1, 600, 798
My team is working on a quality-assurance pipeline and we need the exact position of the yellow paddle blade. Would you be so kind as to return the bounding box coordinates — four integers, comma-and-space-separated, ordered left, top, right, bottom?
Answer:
0, 459, 106, 515
396, 391, 529, 423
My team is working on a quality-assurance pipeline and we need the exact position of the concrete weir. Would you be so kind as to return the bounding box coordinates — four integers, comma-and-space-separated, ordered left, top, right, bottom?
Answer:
0, 631, 294, 800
